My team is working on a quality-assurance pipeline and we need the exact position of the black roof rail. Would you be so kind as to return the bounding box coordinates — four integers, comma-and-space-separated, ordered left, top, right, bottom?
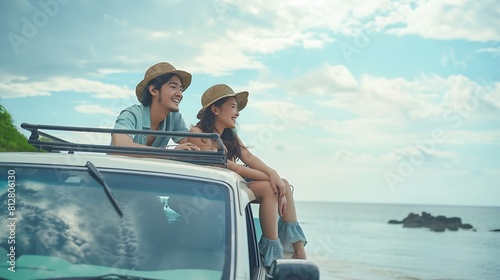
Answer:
21, 123, 227, 167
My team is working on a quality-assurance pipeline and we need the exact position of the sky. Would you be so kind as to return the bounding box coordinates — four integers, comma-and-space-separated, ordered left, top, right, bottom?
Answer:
0, 0, 499, 206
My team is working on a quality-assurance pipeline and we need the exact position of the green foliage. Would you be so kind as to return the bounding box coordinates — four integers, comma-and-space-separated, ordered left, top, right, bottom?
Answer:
0, 103, 37, 152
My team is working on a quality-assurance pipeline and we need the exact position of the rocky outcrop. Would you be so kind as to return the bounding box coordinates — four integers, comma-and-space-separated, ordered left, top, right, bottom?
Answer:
388, 212, 475, 232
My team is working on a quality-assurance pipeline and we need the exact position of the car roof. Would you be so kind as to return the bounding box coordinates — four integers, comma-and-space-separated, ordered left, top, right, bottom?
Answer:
1, 151, 257, 212
0, 152, 239, 183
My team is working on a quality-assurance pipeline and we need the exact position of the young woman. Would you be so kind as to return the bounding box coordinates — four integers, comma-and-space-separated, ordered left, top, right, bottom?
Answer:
188, 84, 307, 267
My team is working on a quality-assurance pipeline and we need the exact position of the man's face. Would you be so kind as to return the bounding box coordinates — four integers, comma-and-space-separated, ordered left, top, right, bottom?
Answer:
156, 75, 183, 112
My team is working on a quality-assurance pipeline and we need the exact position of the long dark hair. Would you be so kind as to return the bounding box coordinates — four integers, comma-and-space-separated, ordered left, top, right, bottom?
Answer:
196, 97, 242, 161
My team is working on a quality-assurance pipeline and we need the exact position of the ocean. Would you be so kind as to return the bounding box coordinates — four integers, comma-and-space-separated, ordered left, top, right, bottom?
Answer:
257, 202, 500, 280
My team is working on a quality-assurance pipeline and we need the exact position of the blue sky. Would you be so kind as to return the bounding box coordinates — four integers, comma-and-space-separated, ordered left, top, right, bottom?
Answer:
1, 0, 499, 206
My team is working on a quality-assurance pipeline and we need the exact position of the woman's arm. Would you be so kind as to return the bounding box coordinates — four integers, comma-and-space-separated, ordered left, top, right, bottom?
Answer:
237, 137, 286, 196
226, 161, 270, 181
188, 128, 272, 181
187, 126, 218, 150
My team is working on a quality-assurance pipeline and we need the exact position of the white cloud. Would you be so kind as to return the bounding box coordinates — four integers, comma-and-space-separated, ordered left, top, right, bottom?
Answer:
285, 64, 498, 122
318, 117, 406, 147
387, 0, 500, 41
103, 13, 128, 28
332, 148, 398, 164
94, 68, 131, 76
286, 65, 440, 120
0, 77, 133, 99
329, 144, 459, 167
1, 0, 496, 85
441, 47, 467, 69
391, 144, 460, 163
184, 25, 335, 76
239, 0, 397, 36
187, 38, 265, 76
242, 80, 280, 96
286, 65, 358, 96
75, 105, 118, 117
302, 32, 335, 48
232, 64, 500, 176
247, 100, 315, 126
253, 64, 500, 170
233, 0, 499, 42
440, 130, 500, 145
477, 46, 500, 57
442, 76, 500, 113
0, 80, 51, 98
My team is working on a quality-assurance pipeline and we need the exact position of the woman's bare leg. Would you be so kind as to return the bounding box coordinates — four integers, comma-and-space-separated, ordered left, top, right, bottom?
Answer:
281, 179, 307, 259
248, 181, 279, 239
249, 180, 307, 260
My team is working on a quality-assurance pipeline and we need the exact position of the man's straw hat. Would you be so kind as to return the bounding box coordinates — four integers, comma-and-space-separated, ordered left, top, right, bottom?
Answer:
197, 84, 249, 119
135, 62, 192, 102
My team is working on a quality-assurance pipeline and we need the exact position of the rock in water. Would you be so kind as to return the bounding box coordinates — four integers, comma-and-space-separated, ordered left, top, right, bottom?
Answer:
388, 212, 475, 232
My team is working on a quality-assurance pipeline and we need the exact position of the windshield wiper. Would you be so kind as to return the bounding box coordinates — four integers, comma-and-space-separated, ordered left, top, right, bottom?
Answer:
85, 161, 123, 217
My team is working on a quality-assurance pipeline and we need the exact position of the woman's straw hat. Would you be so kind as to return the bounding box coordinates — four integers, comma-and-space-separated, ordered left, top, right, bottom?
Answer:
197, 84, 249, 119
135, 62, 192, 102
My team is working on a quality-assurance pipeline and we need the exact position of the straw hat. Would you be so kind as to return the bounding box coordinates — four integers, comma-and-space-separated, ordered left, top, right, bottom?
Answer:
197, 84, 249, 119
135, 62, 192, 102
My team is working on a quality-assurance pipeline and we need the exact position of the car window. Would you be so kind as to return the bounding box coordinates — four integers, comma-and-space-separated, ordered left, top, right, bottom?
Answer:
0, 164, 230, 280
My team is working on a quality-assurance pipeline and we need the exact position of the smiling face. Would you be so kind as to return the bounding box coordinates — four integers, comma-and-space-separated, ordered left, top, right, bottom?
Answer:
151, 75, 184, 112
212, 97, 239, 129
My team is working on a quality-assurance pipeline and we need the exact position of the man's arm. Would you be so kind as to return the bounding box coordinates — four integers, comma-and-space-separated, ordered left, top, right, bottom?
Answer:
111, 108, 149, 148
111, 133, 148, 148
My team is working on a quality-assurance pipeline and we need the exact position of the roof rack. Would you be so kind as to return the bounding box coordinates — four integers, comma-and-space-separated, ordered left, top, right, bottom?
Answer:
21, 123, 227, 167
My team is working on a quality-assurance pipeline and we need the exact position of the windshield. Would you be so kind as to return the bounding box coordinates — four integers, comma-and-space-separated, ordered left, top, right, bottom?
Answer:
0, 164, 231, 279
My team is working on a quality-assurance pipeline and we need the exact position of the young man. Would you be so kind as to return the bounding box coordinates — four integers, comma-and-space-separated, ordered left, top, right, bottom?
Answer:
112, 62, 199, 150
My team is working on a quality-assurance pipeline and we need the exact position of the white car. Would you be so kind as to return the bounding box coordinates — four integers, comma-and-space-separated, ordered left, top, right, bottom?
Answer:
0, 123, 319, 280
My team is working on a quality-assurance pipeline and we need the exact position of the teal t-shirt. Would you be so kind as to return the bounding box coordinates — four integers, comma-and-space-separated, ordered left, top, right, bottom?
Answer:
113, 104, 188, 147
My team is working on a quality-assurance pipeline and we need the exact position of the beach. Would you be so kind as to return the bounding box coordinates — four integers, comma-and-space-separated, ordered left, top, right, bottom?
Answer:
255, 202, 500, 280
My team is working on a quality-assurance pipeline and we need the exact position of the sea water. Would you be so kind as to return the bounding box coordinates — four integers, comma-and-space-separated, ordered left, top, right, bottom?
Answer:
255, 202, 500, 280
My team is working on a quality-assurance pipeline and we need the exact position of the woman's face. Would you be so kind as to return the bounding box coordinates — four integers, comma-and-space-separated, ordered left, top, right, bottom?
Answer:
214, 97, 239, 129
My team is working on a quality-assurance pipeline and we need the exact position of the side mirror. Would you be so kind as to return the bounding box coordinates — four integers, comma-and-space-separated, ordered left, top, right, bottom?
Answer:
267, 259, 320, 280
